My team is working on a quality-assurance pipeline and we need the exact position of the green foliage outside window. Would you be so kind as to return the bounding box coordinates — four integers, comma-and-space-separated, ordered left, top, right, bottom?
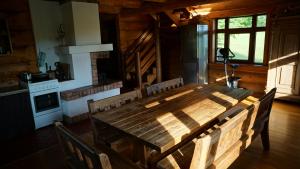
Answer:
216, 14, 267, 64
257, 15, 267, 27
217, 19, 225, 29
229, 16, 252, 28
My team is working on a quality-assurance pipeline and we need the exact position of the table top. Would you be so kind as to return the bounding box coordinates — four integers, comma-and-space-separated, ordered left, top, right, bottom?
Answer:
92, 84, 252, 153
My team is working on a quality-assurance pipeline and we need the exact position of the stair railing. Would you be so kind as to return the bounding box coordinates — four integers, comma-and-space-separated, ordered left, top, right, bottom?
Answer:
123, 26, 155, 85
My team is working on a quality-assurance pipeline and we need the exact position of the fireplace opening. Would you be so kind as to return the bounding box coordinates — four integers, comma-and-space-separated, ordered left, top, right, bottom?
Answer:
96, 57, 119, 85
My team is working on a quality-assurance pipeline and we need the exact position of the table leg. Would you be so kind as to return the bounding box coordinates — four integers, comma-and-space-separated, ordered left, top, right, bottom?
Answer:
132, 142, 157, 168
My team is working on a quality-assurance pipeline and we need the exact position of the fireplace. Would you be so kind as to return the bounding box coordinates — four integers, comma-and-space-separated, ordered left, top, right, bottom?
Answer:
91, 51, 120, 85
97, 57, 120, 85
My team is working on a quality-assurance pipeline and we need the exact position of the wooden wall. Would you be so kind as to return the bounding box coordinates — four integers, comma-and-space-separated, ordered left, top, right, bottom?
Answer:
208, 63, 268, 94
160, 28, 181, 80
118, 14, 153, 53
0, 0, 38, 88
98, 1, 154, 61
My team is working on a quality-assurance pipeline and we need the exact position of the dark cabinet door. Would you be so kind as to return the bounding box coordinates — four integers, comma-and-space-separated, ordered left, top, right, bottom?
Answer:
0, 91, 35, 141
181, 24, 198, 84
180, 24, 208, 84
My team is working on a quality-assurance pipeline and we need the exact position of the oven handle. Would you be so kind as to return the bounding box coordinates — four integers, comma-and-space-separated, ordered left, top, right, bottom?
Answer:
29, 88, 60, 96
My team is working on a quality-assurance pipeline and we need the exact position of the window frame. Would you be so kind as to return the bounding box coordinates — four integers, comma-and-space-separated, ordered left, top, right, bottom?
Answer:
215, 14, 267, 64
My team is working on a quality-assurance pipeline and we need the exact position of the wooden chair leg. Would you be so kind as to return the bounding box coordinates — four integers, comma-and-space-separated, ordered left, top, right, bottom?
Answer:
261, 121, 270, 151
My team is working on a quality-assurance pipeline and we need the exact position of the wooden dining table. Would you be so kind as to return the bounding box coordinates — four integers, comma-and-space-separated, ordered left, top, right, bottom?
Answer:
92, 84, 252, 166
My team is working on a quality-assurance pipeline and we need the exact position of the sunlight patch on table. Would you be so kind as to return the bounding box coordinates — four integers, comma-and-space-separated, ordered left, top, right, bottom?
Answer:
145, 101, 160, 108
165, 89, 194, 101
211, 91, 238, 105
156, 112, 191, 140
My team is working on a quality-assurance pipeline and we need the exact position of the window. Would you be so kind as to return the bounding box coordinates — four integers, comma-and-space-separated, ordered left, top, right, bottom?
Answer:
215, 14, 267, 64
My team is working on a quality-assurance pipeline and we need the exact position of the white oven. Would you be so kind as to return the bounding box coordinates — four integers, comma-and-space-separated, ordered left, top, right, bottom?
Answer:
28, 79, 62, 129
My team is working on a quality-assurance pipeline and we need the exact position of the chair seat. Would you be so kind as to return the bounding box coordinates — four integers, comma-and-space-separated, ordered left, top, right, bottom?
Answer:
157, 139, 196, 169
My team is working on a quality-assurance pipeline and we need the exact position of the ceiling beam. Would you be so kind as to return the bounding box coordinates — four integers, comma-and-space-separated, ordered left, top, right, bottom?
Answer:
164, 10, 180, 26
143, 0, 168, 2
100, 0, 142, 8
121, 0, 230, 16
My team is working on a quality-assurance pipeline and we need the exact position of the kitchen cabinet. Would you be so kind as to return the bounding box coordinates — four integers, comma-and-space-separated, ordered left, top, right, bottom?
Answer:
267, 15, 300, 101
0, 89, 35, 141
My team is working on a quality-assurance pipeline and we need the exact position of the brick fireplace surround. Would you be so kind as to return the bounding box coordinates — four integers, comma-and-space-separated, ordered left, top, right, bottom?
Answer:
90, 51, 110, 85
60, 51, 122, 101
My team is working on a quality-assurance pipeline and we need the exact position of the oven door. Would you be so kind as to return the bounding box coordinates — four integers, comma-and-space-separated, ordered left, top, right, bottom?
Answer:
30, 88, 61, 117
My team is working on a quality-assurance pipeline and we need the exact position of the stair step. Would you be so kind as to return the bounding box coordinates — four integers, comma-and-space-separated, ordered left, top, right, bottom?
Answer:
125, 30, 154, 65
141, 55, 156, 76
141, 48, 156, 68
127, 42, 155, 73
140, 38, 155, 59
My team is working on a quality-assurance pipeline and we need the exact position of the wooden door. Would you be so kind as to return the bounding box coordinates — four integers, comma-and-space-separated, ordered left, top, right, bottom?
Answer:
267, 17, 300, 96
274, 23, 300, 95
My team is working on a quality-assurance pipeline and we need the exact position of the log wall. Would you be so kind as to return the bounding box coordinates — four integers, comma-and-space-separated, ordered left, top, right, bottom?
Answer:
208, 63, 268, 95
0, 0, 38, 87
118, 15, 153, 53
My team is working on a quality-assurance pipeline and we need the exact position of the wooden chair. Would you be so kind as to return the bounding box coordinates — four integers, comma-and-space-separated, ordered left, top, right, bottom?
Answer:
217, 88, 277, 151
145, 77, 184, 96
156, 88, 277, 169
55, 122, 141, 169
87, 89, 142, 149
253, 88, 277, 150
157, 104, 257, 169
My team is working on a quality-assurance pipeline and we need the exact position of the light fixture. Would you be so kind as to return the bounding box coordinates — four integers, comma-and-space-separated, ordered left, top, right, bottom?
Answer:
189, 8, 211, 17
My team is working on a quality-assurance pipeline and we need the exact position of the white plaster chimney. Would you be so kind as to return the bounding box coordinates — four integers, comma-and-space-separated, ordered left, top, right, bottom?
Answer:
58, 1, 113, 91
58, 1, 113, 54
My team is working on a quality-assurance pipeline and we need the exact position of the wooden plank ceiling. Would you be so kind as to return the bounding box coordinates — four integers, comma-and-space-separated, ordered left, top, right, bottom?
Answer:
118, 0, 300, 26
44, 0, 300, 14
44, 0, 300, 25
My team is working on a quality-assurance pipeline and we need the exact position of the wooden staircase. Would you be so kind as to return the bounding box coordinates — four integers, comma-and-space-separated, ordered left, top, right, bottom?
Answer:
123, 25, 161, 89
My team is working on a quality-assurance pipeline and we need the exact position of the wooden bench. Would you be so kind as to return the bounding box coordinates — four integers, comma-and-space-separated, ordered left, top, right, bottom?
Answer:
157, 88, 276, 169
145, 77, 184, 96
87, 89, 142, 150
55, 122, 141, 169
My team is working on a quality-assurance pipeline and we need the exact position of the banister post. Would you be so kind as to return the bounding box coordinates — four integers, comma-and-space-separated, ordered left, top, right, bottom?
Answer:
136, 51, 142, 89
155, 15, 162, 83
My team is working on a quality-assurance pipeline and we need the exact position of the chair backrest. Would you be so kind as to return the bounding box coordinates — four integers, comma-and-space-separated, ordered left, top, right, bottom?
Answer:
146, 77, 184, 96
254, 88, 277, 130
55, 122, 112, 169
87, 89, 142, 114
189, 105, 256, 169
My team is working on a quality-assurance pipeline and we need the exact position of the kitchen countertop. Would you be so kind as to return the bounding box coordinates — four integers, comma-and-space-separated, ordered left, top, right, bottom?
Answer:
0, 86, 28, 97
